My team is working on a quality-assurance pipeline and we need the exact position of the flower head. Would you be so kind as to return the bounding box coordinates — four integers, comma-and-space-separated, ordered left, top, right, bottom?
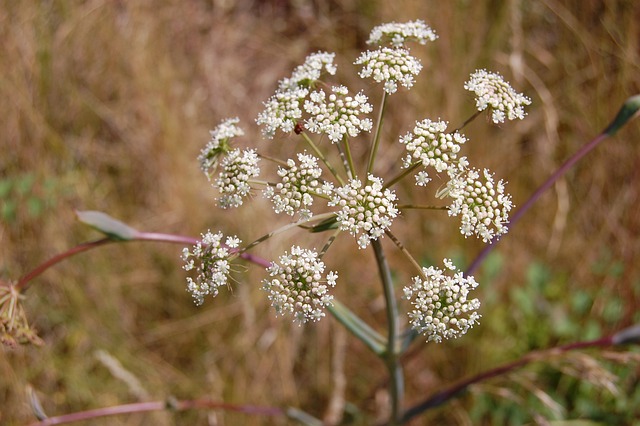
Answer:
400, 119, 467, 173
214, 148, 261, 208
263, 153, 332, 220
404, 259, 481, 343
257, 87, 309, 139
304, 85, 373, 143
182, 232, 241, 305
263, 246, 337, 323
280, 51, 337, 91
355, 47, 423, 94
198, 118, 245, 179
464, 69, 531, 123
257, 52, 337, 139
329, 175, 398, 249
367, 20, 438, 47
446, 165, 513, 242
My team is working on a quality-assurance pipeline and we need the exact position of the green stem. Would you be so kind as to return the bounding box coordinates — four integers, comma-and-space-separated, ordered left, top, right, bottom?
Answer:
454, 109, 483, 132
397, 205, 448, 211
372, 239, 404, 424
384, 230, 425, 279
239, 212, 336, 255
300, 132, 344, 186
367, 91, 388, 175
384, 162, 421, 189
341, 135, 357, 180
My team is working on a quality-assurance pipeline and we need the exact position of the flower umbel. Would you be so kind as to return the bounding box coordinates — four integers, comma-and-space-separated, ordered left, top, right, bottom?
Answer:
446, 165, 513, 242
404, 259, 480, 343
464, 69, 531, 123
214, 148, 261, 208
304, 85, 373, 143
182, 232, 241, 305
263, 246, 337, 323
355, 47, 423, 94
199, 118, 244, 179
367, 20, 438, 47
400, 118, 467, 173
329, 175, 398, 249
263, 152, 332, 220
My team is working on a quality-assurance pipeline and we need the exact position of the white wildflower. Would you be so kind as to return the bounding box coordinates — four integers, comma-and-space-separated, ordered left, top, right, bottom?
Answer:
182, 232, 242, 305
367, 20, 438, 47
404, 259, 481, 343
329, 175, 398, 249
464, 69, 531, 123
304, 85, 373, 143
400, 118, 467, 173
199, 118, 245, 179
215, 148, 261, 208
263, 152, 332, 219
263, 246, 337, 323
446, 165, 513, 242
355, 47, 423, 94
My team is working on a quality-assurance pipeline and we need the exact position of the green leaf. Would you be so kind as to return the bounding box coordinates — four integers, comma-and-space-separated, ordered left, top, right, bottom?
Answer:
75, 210, 139, 241
604, 94, 640, 136
309, 215, 339, 233
328, 299, 386, 356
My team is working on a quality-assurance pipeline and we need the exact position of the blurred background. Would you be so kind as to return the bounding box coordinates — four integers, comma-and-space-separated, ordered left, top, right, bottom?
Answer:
1, 0, 639, 424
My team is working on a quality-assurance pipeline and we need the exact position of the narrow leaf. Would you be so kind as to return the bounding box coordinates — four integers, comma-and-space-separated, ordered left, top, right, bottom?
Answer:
75, 210, 138, 241
604, 94, 640, 136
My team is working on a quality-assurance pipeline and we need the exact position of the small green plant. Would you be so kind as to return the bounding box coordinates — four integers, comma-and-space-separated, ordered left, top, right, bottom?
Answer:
5, 20, 640, 425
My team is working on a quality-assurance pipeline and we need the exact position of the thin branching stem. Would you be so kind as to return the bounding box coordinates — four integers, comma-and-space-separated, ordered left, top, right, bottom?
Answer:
453, 109, 483, 133
384, 162, 421, 189
367, 91, 388, 175
301, 132, 345, 185
384, 230, 425, 279
341, 136, 358, 180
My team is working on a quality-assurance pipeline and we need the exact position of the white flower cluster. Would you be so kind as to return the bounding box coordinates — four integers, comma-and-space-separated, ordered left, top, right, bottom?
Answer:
263, 153, 333, 220
404, 259, 481, 343
464, 69, 531, 123
304, 85, 373, 143
446, 165, 513, 242
355, 47, 423, 94
257, 52, 337, 138
400, 119, 467, 174
329, 175, 398, 249
199, 118, 244, 179
263, 246, 338, 323
367, 20, 438, 47
214, 148, 261, 208
182, 231, 241, 305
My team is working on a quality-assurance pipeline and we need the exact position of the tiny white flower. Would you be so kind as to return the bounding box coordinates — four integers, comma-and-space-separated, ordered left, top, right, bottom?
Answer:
199, 118, 245, 179
355, 47, 423, 94
263, 246, 337, 323
304, 86, 373, 143
182, 231, 242, 305
329, 175, 398, 249
464, 69, 531, 123
400, 118, 467, 173
415, 171, 431, 186
215, 149, 261, 208
404, 259, 481, 343
367, 20, 438, 47
446, 164, 513, 242
263, 152, 332, 218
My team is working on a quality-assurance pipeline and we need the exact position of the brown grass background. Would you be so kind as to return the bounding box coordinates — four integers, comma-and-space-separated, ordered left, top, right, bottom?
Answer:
1, 0, 640, 424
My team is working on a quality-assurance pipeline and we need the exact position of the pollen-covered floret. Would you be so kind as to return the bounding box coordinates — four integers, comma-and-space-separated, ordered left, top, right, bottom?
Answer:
263, 152, 332, 220
400, 119, 467, 173
182, 231, 242, 305
446, 165, 513, 242
367, 20, 438, 47
304, 85, 373, 143
214, 148, 261, 208
263, 246, 337, 323
355, 47, 423, 94
329, 175, 398, 249
464, 69, 531, 123
404, 259, 481, 343
199, 118, 244, 179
